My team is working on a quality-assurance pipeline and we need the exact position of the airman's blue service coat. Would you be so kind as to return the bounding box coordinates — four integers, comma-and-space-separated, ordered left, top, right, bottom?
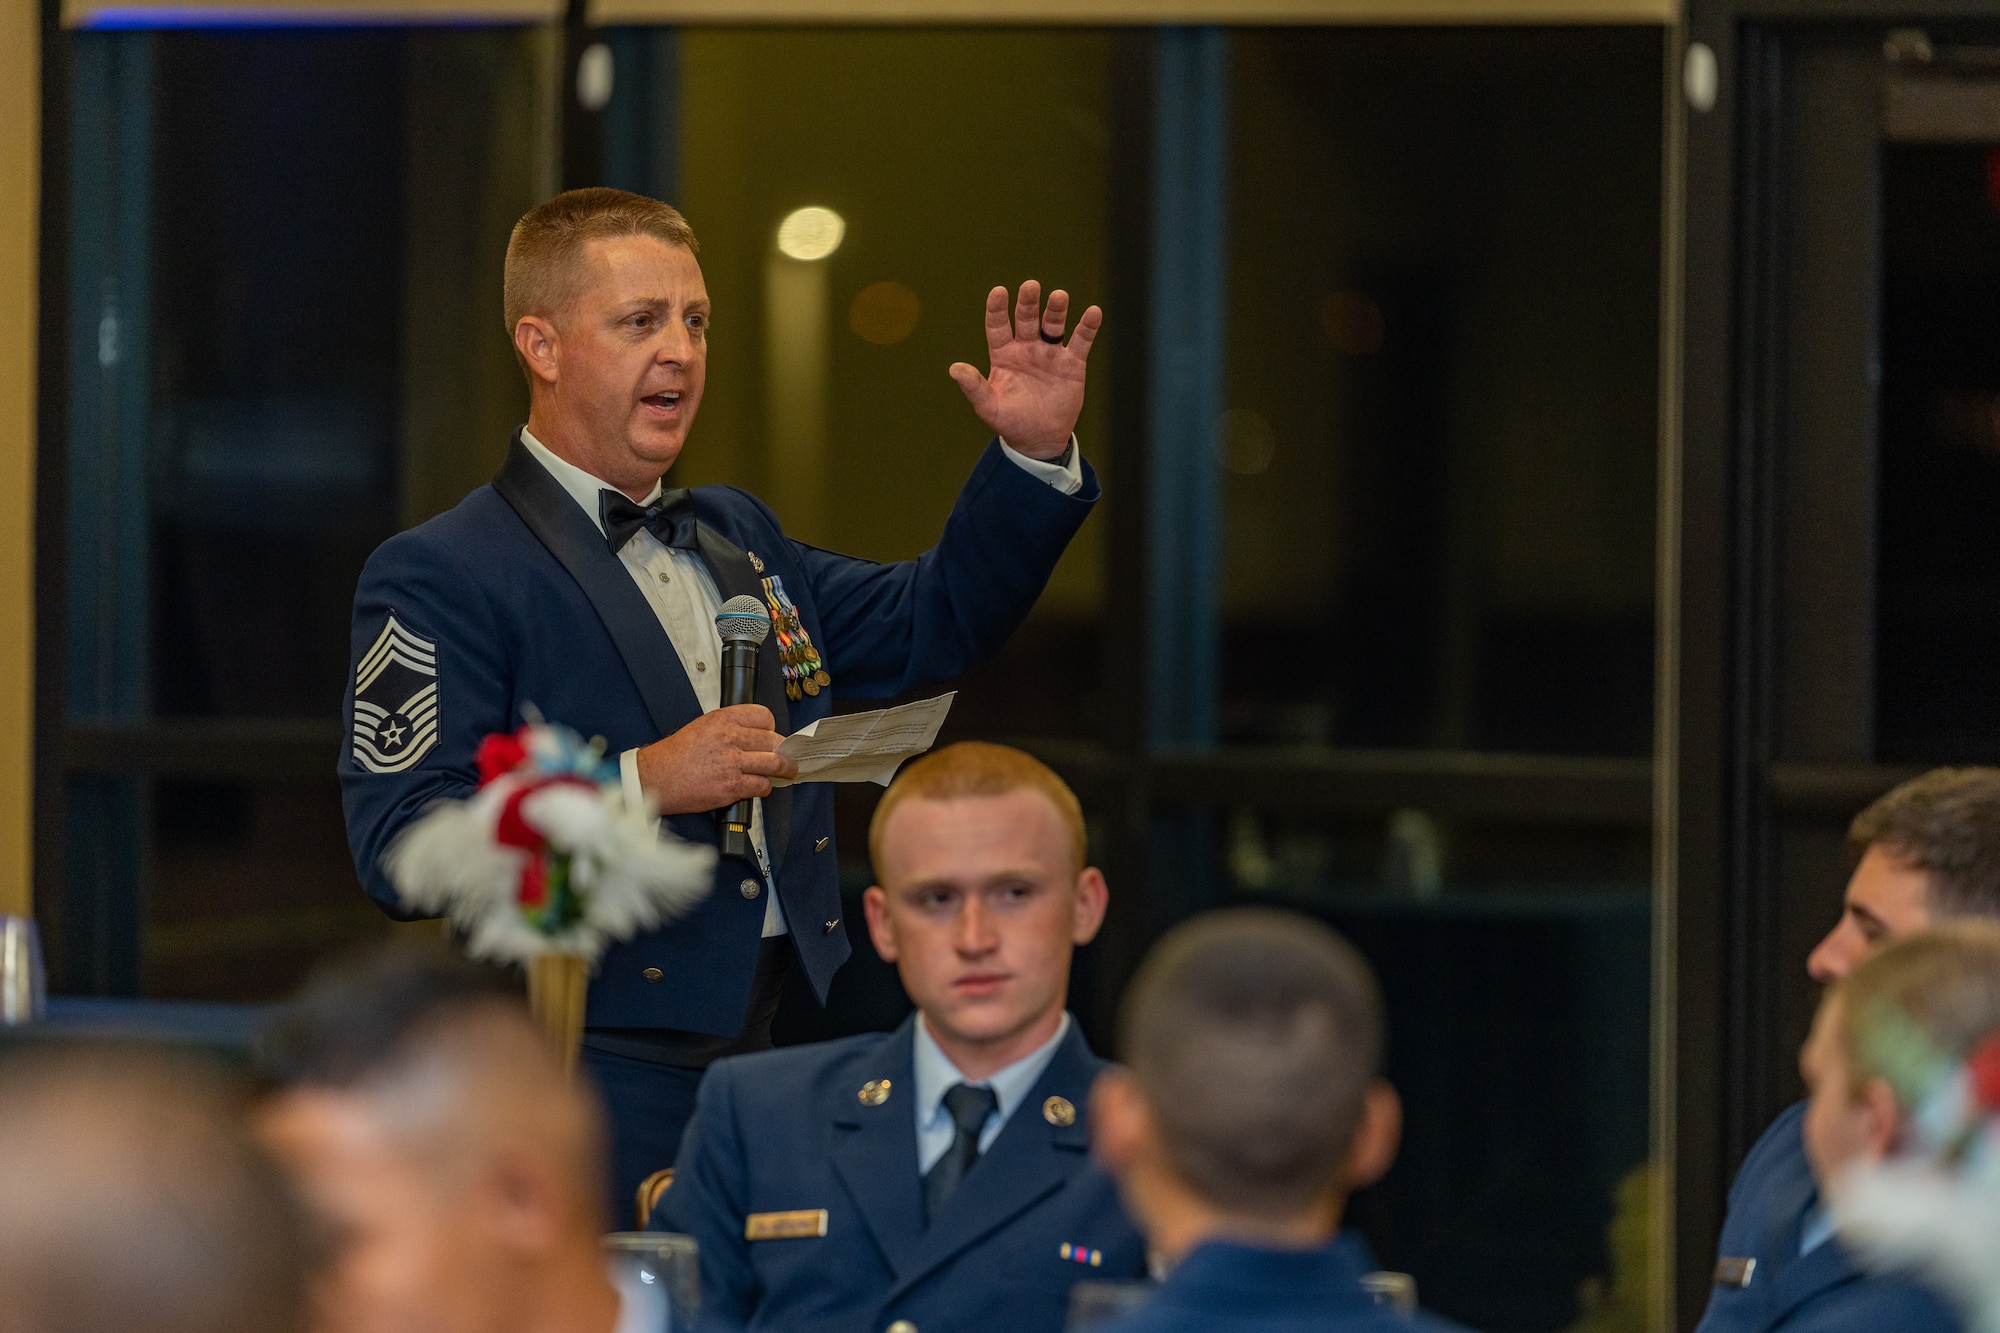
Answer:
1093, 1233, 1468, 1333
654, 1014, 1146, 1333
1693, 1102, 1960, 1333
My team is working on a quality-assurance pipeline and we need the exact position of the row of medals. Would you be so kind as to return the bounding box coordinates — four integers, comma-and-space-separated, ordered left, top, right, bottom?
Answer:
769, 600, 830, 700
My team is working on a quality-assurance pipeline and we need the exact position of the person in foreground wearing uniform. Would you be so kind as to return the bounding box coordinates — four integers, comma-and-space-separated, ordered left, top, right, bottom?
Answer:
1694, 768, 2000, 1333
1088, 908, 1464, 1333
0, 1047, 309, 1333
339, 187, 1104, 1204
1729, 926, 2000, 1333
655, 741, 1145, 1333
255, 944, 648, 1333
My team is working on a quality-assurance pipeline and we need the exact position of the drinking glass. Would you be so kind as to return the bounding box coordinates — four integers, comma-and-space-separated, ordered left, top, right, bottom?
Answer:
0, 915, 45, 1025
1362, 1270, 1418, 1315
604, 1232, 699, 1332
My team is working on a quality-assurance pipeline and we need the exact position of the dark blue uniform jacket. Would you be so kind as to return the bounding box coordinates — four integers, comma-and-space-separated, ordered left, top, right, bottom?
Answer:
654, 1013, 1146, 1333
1095, 1233, 1469, 1333
342, 432, 1097, 1033
1693, 1102, 1960, 1333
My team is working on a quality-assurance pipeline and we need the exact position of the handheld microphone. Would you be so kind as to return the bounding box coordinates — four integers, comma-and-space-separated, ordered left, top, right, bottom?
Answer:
715, 595, 773, 863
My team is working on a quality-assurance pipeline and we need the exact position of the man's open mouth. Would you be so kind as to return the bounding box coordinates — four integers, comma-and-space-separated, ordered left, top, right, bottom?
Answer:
642, 390, 683, 412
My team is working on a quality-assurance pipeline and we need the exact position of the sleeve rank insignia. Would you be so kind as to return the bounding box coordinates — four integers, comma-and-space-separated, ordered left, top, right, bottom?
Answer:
352, 614, 440, 774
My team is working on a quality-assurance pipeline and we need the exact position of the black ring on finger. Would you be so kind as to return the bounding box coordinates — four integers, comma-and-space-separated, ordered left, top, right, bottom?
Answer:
1039, 329, 1063, 344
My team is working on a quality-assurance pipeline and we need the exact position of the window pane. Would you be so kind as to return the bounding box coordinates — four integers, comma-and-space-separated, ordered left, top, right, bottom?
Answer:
669, 29, 1113, 740
1220, 28, 1661, 754
1163, 798, 1652, 1332
1878, 143, 2000, 761
57, 25, 541, 995
148, 32, 404, 719
67, 28, 542, 726
146, 778, 395, 1001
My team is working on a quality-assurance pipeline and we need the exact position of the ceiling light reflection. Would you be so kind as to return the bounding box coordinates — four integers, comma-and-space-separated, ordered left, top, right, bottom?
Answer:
776, 207, 845, 262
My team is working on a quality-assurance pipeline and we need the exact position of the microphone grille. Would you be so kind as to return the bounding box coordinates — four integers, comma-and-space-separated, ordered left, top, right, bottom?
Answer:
715, 595, 772, 645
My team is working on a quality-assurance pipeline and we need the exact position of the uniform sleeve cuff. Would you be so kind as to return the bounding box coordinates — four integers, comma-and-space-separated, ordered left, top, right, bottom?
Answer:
998, 435, 1084, 496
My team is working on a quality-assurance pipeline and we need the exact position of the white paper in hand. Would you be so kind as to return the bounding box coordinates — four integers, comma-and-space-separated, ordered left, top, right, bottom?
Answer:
770, 693, 957, 787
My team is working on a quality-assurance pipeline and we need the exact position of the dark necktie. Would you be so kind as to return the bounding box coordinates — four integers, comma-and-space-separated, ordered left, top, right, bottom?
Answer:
599, 487, 697, 555
924, 1083, 999, 1223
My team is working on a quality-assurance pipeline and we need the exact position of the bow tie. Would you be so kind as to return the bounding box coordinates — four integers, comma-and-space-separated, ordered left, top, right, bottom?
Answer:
600, 487, 697, 555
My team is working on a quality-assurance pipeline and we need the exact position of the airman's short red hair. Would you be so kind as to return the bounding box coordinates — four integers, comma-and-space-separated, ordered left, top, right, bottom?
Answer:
869, 742, 1086, 878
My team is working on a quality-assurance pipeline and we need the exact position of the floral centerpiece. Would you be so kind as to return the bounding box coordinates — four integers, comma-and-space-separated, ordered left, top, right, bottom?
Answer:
383, 720, 714, 1069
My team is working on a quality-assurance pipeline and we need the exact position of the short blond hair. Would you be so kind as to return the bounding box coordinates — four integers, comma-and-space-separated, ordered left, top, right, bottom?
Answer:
869, 742, 1086, 876
1833, 922, 2000, 1107
502, 188, 699, 371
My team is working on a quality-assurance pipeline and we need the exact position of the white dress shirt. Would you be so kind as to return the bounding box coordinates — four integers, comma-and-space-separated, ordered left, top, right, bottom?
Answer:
913, 1011, 1072, 1174
516, 429, 1087, 939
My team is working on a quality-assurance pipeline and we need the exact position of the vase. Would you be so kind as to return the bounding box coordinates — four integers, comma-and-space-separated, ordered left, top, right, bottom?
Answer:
526, 952, 589, 1075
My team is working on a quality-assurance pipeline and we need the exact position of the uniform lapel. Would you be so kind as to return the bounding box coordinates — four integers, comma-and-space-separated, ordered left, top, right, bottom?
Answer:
1751, 1145, 1839, 1327
885, 1022, 1098, 1305
830, 1019, 926, 1278
491, 435, 702, 739
692, 520, 793, 866
1765, 1235, 1864, 1328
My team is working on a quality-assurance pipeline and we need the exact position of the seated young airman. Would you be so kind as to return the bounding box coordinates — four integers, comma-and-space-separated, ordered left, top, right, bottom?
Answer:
654, 741, 1146, 1333
1089, 908, 1467, 1333
1722, 925, 2000, 1333
1696, 768, 2000, 1333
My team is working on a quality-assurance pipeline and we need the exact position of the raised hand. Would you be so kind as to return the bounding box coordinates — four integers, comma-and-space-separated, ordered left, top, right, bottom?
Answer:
948, 281, 1103, 460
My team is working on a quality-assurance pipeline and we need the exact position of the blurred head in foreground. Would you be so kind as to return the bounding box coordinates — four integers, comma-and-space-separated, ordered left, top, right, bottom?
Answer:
255, 943, 616, 1333
1801, 922, 2000, 1190
864, 740, 1108, 1080
1090, 909, 1400, 1261
0, 1046, 307, 1333
1810, 767, 2000, 983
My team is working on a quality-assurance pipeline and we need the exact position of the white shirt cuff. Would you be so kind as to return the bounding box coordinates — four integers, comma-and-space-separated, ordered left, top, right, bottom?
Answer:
619, 748, 653, 820
999, 435, 1084, 496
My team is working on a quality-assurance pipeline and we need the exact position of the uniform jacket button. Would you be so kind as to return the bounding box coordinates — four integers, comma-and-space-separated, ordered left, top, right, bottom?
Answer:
739, 877, 762, 900
642, 967, 663, 983
887, 1323, 918, 1333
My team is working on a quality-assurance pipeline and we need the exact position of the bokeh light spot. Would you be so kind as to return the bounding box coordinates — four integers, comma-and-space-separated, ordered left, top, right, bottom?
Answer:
849, 281, 922, 345
776, 207, 845, 262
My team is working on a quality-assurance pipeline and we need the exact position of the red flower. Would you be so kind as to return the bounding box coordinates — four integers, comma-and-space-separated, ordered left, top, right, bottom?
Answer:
1969, 1031, 2000, 1112
476, 731, 530, 787
516, 855, 547, 908
494, 783, 544, 853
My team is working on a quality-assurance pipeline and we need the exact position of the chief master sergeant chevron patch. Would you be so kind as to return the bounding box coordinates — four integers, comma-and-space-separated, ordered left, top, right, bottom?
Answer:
352, 614, 439, 774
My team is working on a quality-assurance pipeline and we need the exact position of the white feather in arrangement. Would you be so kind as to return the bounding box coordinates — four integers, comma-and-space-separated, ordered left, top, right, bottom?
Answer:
382, 722, 715, 964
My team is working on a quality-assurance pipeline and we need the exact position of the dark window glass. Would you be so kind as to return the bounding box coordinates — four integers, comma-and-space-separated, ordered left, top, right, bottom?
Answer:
59, 26, 539, 999
146, 777, 394, 1001
1159, 799, 1651, 1333
1221, 28, 1661, 755
1878, 143, 2000, 761
669, 29, 1112, 743
150, 32, 405, 720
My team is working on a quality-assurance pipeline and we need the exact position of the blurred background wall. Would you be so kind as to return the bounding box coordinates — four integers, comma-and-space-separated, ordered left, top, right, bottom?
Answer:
2, 0, 40, 922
